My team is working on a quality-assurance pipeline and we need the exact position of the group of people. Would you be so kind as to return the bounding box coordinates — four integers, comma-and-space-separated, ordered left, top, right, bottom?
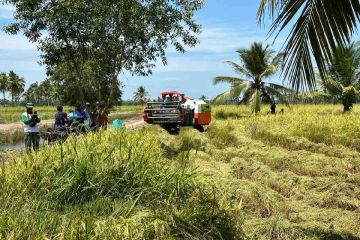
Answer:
160, 93, 188, 105
22, 102, 109, 152
54, 102, 109, 130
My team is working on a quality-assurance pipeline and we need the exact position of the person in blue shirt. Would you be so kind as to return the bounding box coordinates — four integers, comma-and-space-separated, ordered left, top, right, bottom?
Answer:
68, 103, 88, 124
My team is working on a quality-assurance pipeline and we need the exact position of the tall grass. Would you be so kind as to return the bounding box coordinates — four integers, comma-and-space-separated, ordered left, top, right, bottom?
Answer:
0, 128, 242, 239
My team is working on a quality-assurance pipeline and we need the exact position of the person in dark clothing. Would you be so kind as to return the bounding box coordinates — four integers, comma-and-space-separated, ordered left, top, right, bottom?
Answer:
270, 102, 276, 114
54, 105, 68, 130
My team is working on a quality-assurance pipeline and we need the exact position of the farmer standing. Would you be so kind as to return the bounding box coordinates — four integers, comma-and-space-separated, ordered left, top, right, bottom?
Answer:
21, 103, 41, 152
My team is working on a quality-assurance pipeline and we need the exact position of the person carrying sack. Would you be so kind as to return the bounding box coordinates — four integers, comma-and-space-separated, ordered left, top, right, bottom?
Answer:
21, 103, 41, 152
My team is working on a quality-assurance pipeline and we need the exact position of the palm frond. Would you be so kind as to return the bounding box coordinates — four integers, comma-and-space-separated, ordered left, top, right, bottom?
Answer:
213, 91, 233, 103
213, 82, 247, 104
321, 77, 343, 96
240, 87, 255, 105
257, 0, 286, 22
258, 0, 360, 91
268, 82, 294, 94
229, 82, 247, 98
271, 52, 284, 66
265, 85, 290, 106
213, 76, 245, 85
224, 61, 253, 79
260, 64, 277, 79
311, 91, 332, 99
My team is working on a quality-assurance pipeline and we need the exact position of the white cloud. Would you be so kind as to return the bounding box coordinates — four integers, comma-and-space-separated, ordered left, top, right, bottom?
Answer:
150, 25, 288, 74
0, 4, 14, 19
167, 26, 286, 55
152, 55, 232, 73
0, 33, 38, 50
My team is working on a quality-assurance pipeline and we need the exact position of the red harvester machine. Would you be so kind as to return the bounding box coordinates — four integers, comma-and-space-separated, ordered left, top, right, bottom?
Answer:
143, 91, 211, 134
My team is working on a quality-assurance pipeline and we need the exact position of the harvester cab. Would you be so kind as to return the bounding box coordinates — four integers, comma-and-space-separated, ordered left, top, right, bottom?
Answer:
143, 91, 211, 134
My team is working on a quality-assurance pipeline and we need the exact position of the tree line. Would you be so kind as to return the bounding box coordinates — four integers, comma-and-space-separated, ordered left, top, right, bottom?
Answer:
213, 41, 360, 113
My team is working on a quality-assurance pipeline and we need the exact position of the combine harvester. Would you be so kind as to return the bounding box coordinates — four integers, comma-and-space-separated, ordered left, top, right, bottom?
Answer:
143, 91, 211, 134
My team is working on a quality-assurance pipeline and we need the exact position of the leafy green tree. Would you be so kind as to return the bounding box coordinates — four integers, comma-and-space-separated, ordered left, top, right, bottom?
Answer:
199, 95, 207, 100
23, 82, 39, 103
213, 42, 291, 114
7, 71, 25, 103
318, 42, 360, 112
0, 72, 8, 101
133, 86, 149, 105
4, 0, 203, 105
257, 0, 360, 91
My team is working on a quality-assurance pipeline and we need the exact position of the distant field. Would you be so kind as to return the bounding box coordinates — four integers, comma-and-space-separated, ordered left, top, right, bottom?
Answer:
0, 104, 359, 239
0, 105, 143, 124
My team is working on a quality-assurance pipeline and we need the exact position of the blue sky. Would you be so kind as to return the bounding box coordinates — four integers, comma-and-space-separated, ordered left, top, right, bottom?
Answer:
0, 1, 357, 100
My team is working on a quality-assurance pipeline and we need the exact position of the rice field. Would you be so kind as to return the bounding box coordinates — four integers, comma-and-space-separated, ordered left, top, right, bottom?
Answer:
0, 104, 359, 239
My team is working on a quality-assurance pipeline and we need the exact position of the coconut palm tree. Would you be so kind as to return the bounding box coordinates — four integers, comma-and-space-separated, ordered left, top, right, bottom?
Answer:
0, 72, 8, 101
7, 71, 25, 103
133, 86, 149, 105
318, 42, 360, 112
39, 79, 55, 105
24, 82, 39, 103
257, 0, 360, 91
213, 42, 292, 114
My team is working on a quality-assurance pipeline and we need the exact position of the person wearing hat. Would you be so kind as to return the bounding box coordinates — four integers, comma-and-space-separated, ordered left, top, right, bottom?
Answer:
21, 103, 41, 152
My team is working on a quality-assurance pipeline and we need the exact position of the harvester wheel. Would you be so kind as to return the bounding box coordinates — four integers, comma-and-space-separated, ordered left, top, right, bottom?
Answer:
163, 125, 180, 135
193, 124, 204, 132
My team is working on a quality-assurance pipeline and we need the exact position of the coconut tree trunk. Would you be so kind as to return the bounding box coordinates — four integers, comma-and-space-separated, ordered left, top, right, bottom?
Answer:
343, 102, 353, 112
342, 95, 353, 112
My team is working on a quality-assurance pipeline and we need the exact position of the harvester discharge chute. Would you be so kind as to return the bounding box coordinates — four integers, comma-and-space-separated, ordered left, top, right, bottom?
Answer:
143, 91, 211, 134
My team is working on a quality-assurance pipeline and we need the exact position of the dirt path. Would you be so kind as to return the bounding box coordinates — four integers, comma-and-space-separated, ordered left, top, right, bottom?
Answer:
0, 111, 140, 133
122, 118, 146, 129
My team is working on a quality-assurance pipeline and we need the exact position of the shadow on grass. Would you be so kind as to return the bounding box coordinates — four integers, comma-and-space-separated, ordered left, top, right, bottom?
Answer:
300, 227, 360, 240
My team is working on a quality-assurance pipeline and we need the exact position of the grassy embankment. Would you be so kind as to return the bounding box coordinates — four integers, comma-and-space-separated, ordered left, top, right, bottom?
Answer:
0, 104, 359, 239
0, 105, 144, 146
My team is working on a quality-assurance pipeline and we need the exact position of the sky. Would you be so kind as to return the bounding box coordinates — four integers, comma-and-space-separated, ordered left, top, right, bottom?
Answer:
0, 1, 357, 100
